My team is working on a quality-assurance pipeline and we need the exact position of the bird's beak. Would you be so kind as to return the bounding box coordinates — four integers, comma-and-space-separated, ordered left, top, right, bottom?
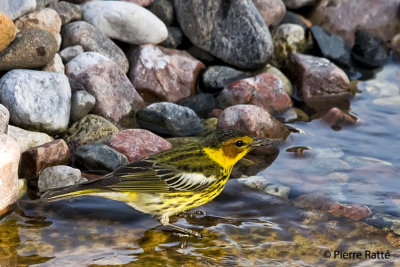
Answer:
250, 137, 283, 148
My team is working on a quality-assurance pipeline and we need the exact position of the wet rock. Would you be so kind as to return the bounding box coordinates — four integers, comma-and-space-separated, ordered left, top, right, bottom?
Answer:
352, 30, 389, 69
253, 0, 286, 29
65, 52, 112, 80
238, 176, 290, 199
0, 0, 36, 20
365, 213, 400, 235
19, 139, 71, 179
148, 0, 174, 26
217, 104, 290, 139
0, 28, 58, 71
218, 72, 292, 115
109, 129, 172, 162
59, 45, 84, 63
0, 70, 71, 134
280, 11, 308, 31
277, 107, 309, 123
70, 90, 96, 122
15, 8, 62, 48
81, 1, 167, 45
373, 96, 400, 106
128, 45, 205, 103
42, 53, 64, 73
186, 45, 216, 64
7, 125, 53, 153
202, 65, 250, 93
175, 0, 273, 69
272, 23, 306, 67
136, 102, 204, 136
313, 147, 344, 159
0, 12, 17, 52
283, 0, 317, 9
38, 165, 86, 191
49, 1, 82, 25
0, 104, 9, 134
68, 60, 145, 127
287, 53, 351, 112
321, 107, 357, 126
310, 26, 351, 67
310, 0, 400, 46
64, 114, 119, 148
0, 134, 19, 215
160, 27, 183, 49
177, 93, 217, 118
360, 80, 400, 98
62, 21, 129, 73
255, 65, 293, 96
121, 0, 154, 6
305, 158, 351, 176
75, 144, 128, 173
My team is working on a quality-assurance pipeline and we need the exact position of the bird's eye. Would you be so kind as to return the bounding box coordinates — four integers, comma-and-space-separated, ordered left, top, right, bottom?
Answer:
235, 140, 244, 147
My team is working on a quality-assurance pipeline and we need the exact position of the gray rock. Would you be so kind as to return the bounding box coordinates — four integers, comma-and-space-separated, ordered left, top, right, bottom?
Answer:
65, 52, 112, 81
160, 27, 183, 49
38, 165, 86, 191
75, 144, 129, 173
202, 65, 250, 93
50, 1, 82, 25
237, 176, 290, 199
59, 45, 84, 63
62, 21, 129, 73
36, 0, 58, 10
0, 0, 36, 20
0, 28, 58, 71
283, 0, 317, 9
7, 125, 54, 153
70, 90, 96, 122
136, 102, 204, 136
0, 104, 9, 134
177, 93, 217, 118
310, 26, 351, 67
42, 53, 65, 73
174, 0, 273, 69
0, 70, 71, 134
148, 0, 174, 26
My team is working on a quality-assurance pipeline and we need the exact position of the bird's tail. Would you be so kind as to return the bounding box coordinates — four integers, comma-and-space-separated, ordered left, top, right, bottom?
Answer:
39, 184, 98, 202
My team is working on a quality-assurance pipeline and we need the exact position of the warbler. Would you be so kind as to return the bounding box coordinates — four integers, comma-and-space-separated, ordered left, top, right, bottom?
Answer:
41, 129, 273, 237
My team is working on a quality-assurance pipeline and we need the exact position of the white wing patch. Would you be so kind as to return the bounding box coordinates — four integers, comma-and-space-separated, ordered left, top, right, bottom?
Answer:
168, 173, 216, 191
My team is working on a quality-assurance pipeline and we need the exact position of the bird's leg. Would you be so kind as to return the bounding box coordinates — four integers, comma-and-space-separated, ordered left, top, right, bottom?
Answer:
157, 214, 202, 238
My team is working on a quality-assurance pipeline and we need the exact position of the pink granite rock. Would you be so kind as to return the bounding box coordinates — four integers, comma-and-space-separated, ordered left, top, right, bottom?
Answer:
322, 107, 357, 126
253, 0, 286, 28
121, 0, 154, 6
217, 104, 290, 139
128, 44, 205, 103
0, 133, 20, 215
288, 53, 351, 112
218, 72, 292, 115
109, 129, 172, 162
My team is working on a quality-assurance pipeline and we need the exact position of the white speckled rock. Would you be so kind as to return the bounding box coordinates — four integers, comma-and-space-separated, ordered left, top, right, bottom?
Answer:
38, 165, 87, 191
65, 52, 112, 81
59, 45, 84, 63
70, 90, 96, 122
0, 104, 9, 134
7, 125, 54, 153
0, 0, 36, 20
81, 0, 168, 45
0, 70, 71, 134
0, 133, 20, 214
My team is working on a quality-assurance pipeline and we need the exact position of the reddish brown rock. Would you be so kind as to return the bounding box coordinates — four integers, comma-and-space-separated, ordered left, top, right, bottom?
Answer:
19, 139, 71, 179
253, 0, 286, 28
322, 107, 357, 126
109, 129, 172, 162
0, 134, 20, 215
310, 0, 400, 46
128, 44, 205, 103
294, 193, 372, 221
69, 60, 145, 128
217, 104, 290, 139
218, 72, 292, 115
288, 53, 351, 112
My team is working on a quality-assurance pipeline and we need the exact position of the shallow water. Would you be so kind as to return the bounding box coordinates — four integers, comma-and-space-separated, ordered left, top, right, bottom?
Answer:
2, 63, 400, 266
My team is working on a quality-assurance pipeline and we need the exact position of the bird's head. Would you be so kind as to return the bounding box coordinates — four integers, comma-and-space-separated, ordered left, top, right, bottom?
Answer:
202, 129, 273, 169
